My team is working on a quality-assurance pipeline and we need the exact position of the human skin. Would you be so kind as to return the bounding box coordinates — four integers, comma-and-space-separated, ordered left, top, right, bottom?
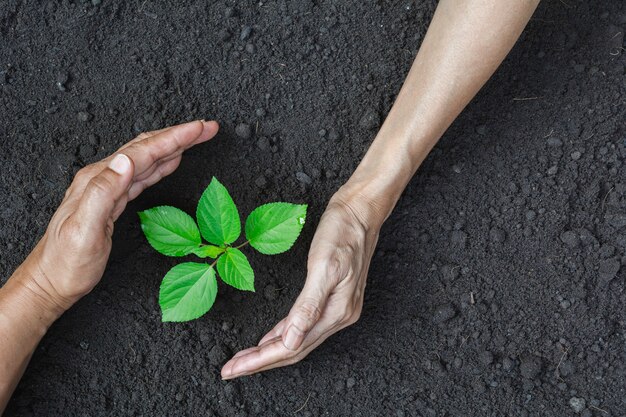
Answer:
0, 120, 219, 412
221, 0, 542, 379
0, 0, 542, 409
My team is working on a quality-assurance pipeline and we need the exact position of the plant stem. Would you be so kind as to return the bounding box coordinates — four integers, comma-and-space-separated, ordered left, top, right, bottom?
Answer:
234, 241, 250, 249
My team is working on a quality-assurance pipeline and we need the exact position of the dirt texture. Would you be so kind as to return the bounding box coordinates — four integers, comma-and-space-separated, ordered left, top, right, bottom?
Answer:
1, 1, 626, 416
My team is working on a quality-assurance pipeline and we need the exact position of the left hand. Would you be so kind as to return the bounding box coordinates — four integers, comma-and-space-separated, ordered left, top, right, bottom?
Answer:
221, 190, 383, 379
19, 120, 219, 313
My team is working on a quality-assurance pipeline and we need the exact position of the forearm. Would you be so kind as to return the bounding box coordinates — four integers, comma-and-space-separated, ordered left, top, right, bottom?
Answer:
339, 0, 540, 224
0, 253, 63, 413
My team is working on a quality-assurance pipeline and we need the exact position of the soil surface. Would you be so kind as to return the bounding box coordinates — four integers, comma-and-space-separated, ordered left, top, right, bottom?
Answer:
1, 1, 626, 416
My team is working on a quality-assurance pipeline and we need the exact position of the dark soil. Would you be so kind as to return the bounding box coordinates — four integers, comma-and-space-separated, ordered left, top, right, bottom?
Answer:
1, 1, 625, 416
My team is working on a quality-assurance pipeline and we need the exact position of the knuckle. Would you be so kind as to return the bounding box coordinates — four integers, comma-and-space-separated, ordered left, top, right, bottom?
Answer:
60, 218, 87, 248
294, 300, 321, 326
86, 175, 114, 197
73, 166, 91, 182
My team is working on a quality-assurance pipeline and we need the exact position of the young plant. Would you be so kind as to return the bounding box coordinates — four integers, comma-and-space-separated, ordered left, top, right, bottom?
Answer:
138, 177, 307, 322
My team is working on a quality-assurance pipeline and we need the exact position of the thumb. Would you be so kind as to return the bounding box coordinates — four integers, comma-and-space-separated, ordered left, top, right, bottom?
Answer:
282, 267, 334, 350
76, 154, 134, 232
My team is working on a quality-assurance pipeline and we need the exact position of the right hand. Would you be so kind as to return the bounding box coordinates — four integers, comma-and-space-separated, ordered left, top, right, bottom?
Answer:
222, 190, 384, 379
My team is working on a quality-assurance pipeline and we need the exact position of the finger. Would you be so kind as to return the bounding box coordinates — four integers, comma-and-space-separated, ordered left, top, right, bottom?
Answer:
225, 319, 287, 364
225, 336, 329, 379
257, 318, 288, 346
281, 265, 336, 351
117, 120, 218, 178
74, 154, 134, 232
221, 338, 292, 379
127, 157, 182, 201
117, 125, 174, 151
221, 319, 339, 380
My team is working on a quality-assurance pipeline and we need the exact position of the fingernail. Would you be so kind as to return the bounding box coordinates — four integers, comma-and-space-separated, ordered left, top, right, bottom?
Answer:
109, 154, 131, 174
283, 326, 301, 351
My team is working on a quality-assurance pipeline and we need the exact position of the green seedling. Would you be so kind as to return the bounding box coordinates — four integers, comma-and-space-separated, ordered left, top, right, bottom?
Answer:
139, 177, 307, 322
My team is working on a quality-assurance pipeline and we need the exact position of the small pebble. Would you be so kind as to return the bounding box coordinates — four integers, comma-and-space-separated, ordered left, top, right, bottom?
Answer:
257, 136, 270, 151
598, 258, 620, 285
519, 354, 543, 379
571, 151, 582, 160
264, 284, 278, 301
569, 397, 586, 413
546, 137, 562, 147
328, 129, 340, 141
432, 303, 456, 324
296, 171, 312, 185
208, 345, 228, 366
560, 230, 580, 248
77, 111, 92, 122
235, 123, 252, 139
255, 108, 266, 117
547, 165, 558, 176
525, 210, 536, 221
254, 175, 267, 188
245, 43, 256, 54
87, 134, 99, 146
240, 26, 252, 41
79, 341, 89, 350
358, 108, 380, 130
346, 377, 356, 389
502, 357, 515, 372
475, 125, 487, 135
225, 7, 236, 17
479, 350, 494, 365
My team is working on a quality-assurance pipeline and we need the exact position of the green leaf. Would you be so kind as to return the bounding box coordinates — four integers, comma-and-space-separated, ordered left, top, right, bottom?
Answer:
245, 203, 307, 255
159, 263, 217, 322
192, 245, 225, 259
196, 177, 241, 245
138, 206, 202, 257
217, 248, 255, 291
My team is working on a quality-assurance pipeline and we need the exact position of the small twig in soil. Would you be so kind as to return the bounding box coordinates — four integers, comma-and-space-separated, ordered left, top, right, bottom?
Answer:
554, 348, 567, 377
470, 292, 475, 305
543, 129, 554, 138
601, 187, 614, 213
293, 393, 311, 413
513, 96, 540, 101
590, 405, 608, 414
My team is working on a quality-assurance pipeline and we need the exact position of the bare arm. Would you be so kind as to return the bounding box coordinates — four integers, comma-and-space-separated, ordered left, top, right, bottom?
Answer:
222, 0, 541, 379
345, 0, 541, 221
0, 120, 219, 412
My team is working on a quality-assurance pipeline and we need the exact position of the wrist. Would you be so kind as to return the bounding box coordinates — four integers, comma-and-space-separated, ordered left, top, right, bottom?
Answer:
0, 264, 65, 335
9, 242, 72, 320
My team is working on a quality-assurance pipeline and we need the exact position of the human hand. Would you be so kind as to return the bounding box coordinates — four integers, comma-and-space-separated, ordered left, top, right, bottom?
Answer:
19, 120, 219, 314
221, 191, 383, 379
